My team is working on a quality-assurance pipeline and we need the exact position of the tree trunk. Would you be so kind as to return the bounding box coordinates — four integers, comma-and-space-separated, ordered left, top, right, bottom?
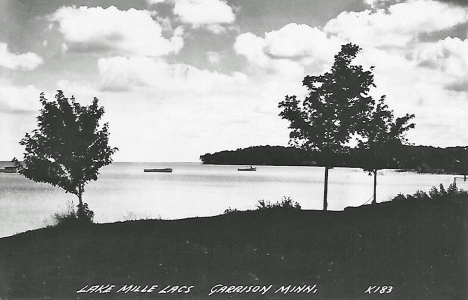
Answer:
78, 183, 83, 207
77, 183, 85, 221
323, 166, 329, 211
372, 169, 377, 204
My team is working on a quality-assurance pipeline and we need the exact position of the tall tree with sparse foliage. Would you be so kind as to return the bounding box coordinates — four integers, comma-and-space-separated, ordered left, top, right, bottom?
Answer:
17, 90, 118, 223
357, 96, 415, 204
279, 43, 376, 211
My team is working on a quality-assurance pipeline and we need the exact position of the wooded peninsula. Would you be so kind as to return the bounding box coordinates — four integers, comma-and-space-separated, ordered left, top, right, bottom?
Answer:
200, 145, 468, 174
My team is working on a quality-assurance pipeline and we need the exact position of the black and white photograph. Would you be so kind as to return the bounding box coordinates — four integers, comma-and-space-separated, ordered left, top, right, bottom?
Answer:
0, 0, 467, 299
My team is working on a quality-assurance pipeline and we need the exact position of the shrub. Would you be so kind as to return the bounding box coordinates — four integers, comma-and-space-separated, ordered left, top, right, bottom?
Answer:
223, 197, 301, 214
77, 202, 94, 224
255, 197, 301, 210
51, 201, 77, 227
223, 207, 239, 214
391, 183, 468, 203
52, 201, 94, 227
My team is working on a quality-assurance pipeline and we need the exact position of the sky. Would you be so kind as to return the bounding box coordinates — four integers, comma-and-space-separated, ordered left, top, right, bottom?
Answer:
0, 0, 467, 162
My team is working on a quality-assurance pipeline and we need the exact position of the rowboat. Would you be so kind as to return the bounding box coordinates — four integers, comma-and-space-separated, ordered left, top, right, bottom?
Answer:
0, 166, 17, 173
238, 166, 256, 171
144, 168, 173, 173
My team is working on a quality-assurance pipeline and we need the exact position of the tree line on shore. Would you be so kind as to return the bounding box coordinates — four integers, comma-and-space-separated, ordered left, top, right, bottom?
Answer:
199, 144, 468, 174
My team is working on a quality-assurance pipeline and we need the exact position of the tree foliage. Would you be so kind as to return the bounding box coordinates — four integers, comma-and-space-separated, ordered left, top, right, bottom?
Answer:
279, 43, 375, 163
357, 96, 415, 174
278, 43, 377, 210
356, 96, 415, 203
18, 90, 118, 221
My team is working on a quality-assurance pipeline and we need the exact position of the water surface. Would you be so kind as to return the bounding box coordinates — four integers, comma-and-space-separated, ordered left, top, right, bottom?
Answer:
0, 162, 458, 238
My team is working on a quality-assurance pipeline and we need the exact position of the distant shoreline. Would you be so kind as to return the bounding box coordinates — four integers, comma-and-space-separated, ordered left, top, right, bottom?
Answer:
200, 145, 468, 175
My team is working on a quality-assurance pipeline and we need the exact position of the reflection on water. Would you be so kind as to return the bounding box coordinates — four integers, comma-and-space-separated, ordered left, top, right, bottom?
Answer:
0, 162, 456, 238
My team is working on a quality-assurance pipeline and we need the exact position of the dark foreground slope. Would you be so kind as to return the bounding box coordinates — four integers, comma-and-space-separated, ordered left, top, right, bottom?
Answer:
0, 200, 466, 300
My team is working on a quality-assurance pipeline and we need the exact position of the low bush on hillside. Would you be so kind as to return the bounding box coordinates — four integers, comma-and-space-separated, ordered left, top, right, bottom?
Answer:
224, 196, 301, 214
223, 207, 240, 214
255, 197, 302, 210
51, 201, 94, 227
392, 183, 468, 204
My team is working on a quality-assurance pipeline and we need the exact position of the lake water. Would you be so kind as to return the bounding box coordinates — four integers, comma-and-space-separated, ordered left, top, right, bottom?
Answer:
0, 161, 461, 238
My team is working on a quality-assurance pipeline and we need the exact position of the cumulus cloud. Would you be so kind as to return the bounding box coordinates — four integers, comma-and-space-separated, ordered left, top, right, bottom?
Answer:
263, 24, 339, 60
436, 0, 468, 6
146, 0, 236, 33
49, 6, 184, 57
172, 0, 236, 33
235, 32, 269, 68
56, 80, 100, 102
351, 40, 468, 146
0, 43, 43, 70
0, 84, 42, 112
97, 56, 248, 93
235, 23, 341, 76
232, 0, 468, 148
363, 0, 402, 8
207, 51, 221, 64
174, 0, 234, 23
325, 0, 468, 48
445, 79, 468, 92
413, 37, 468, 77
235, 1, 468, 76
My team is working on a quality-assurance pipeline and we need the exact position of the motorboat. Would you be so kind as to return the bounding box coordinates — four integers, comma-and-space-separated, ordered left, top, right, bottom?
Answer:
0, 166, 17, 173
144, 168, 173, 173
237, 166, 256, 171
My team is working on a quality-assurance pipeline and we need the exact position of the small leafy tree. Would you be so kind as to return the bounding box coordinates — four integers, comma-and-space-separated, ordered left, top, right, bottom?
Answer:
279, 43, 375, 210
17, 90, 118, 223
357, 96, 415, 204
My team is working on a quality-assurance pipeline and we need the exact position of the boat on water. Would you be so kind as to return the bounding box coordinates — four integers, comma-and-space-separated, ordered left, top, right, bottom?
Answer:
238, 166, 256, 171
0, 166, 17, 173
144, 168, 173, 173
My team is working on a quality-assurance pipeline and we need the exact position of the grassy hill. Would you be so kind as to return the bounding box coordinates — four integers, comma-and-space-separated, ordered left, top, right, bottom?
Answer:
0, 199, 466, 300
